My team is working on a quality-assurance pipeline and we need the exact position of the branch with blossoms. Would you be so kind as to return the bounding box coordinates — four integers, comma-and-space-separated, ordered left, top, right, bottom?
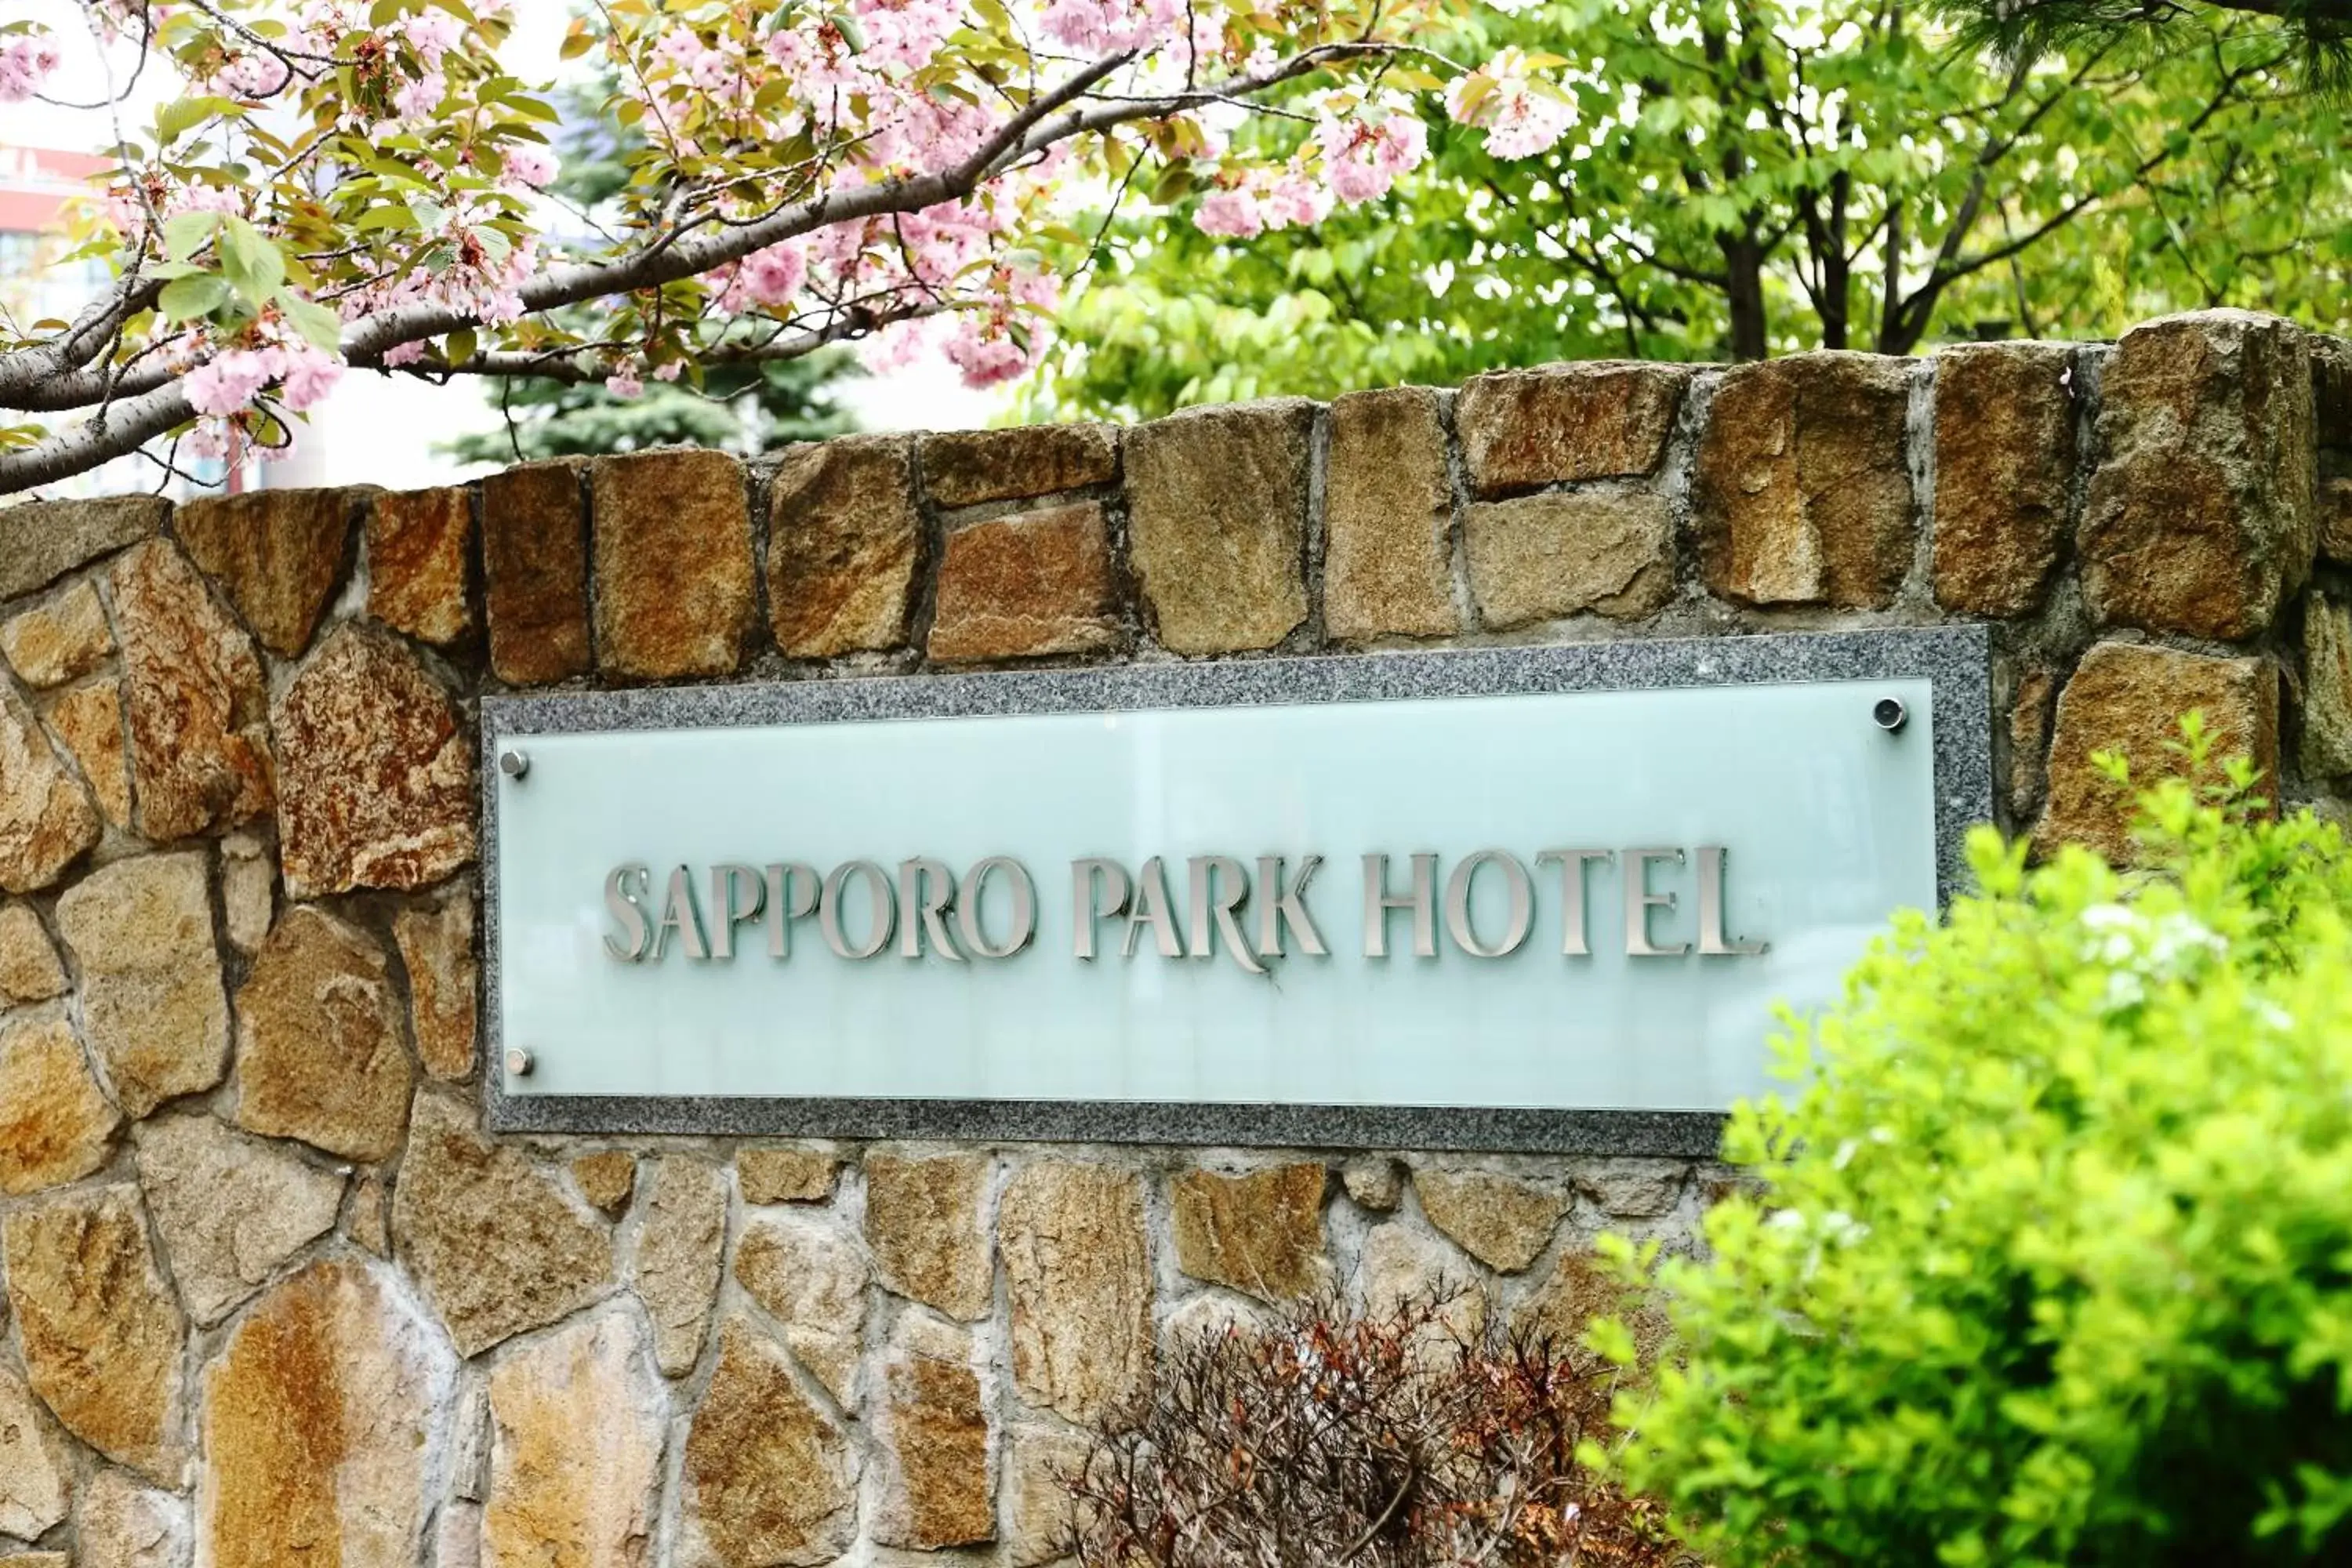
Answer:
0, 0, 1577, 494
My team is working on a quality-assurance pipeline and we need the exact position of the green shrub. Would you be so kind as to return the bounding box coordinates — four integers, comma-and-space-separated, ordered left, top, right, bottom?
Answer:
1599, 738, 2352, 1566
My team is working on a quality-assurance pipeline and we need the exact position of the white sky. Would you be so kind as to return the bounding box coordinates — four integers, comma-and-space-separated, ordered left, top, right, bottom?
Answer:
1, 0, 1008, 491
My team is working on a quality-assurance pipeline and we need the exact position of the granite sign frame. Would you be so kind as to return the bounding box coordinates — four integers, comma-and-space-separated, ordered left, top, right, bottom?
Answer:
479, 624, 1993, 1155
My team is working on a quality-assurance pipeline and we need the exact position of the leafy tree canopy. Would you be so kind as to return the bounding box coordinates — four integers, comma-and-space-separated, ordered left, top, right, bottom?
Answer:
0, 0, 1577, 492
1036, 0, 2350, 419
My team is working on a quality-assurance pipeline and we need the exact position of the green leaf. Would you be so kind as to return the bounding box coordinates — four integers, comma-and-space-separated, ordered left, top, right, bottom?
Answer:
444, 327, 477, 367
276, 292, 346, 352
217, 216, 285, 302
158, 274, 232, 322
154, 95, 238, 145
162, 211, 223, 263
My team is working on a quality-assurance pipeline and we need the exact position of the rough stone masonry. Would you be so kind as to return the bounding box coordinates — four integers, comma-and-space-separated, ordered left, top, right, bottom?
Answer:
0, 307, 2347, 1568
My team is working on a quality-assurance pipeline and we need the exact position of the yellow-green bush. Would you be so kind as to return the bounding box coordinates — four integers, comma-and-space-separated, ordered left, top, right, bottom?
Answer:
1602, 742, 2352, 1565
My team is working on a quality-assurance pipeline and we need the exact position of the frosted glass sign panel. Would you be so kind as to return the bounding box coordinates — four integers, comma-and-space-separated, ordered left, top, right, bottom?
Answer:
484, 631, 1988, 1151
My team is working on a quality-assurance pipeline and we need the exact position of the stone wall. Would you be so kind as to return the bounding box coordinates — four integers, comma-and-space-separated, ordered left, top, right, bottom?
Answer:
0, 306, 2344, 1568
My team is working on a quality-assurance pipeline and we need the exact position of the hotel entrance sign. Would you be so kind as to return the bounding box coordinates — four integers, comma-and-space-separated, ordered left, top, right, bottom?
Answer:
483, 628, 1989, 1152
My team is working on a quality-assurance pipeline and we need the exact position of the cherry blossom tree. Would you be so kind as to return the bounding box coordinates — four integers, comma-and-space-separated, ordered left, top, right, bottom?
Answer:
0, 0, 1572, 494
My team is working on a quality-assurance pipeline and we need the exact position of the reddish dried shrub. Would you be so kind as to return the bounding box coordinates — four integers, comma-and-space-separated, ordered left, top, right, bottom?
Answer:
1061, 1291, 1687, 1568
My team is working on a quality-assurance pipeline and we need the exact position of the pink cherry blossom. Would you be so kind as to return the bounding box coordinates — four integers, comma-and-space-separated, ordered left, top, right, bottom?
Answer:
1317, 96, 1428, 205
503, 144, 560, 189
0, 34, 60, 102
185, 350, 275, 417
1194, 188, 1265, 238
394, 70, 445, 120
1446, 50, 1576, 159
740, 242, 808, 305
605, 372, 644, 398
211, 51, 291, 98
278, 344, 343, 412
401, 11, 465, 70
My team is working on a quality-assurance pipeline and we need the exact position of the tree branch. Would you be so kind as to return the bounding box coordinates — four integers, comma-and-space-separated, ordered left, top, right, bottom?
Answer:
0, 41, 1396, 492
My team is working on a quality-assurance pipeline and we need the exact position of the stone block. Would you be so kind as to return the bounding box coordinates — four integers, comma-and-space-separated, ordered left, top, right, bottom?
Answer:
1356, 1222, 1483, 1333
1171, 1163, 1329, 1301
2034, 641, 2278, 864
234, 906, 413, 1163
1454, 361, 1690, 496
1341, 1156, 1403, 1211
0, 495, 163, 601
175, 486, 361, 656
0, 681, 97, 893
394, 891, 478, 1081
56, 851, 228, 1118
1412, 1167, 1566, 1273
274, 623, 475, 896
2081, 310, 2314, 639
481, 461, 591, 686
873, 1317, 992, 1550
1695, 352, 1915, 608
593, 448, 755, 678
1324, 387, 1456, 641
45, 676, 132, 828
219, 831, 273, 951
1002, 1424, 1089, 1567
635, 1156, 728, 1377
1000, 1160, 1152, 1426
1570, 1158, 1687, 1218
572, 1151, 637, 1217
134, 1112, 343, 1325
1513, 1247, 1668, 1372
1125, 399, 1312, 653
368, 486, 474, 645
0, 1016, 118, 1195
681, 1319, 858, 1568
0, 901, 64, 1003
3, 1184, 187, 1481
920, 423, 1119, 509
1, 578, 112, 687
77, 1465, 190, 1568
735, 1214, 868, 1406
1932, 340, 2078, 616
738, 1145, 838, 1205
0, 1364, 72, 1540
2303, 592, 2352, 782
2009, 665, 2057, 822
2323, 478, 2352, 566
927, 501, 1119, 663
485, 1313, 664, 1568
391, 1094, 615, 1358
109, 539, 271, 841
198, 1260, 453, 1568
866, 1150, 993, 1320
1465, 489, 1674, 629
767, 435, 921, 658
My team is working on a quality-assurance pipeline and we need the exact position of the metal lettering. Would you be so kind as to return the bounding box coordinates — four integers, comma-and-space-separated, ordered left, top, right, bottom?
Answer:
1363, 853, 1438, 959
958, 857, 1037, 959
1624, 848, 1689, 957
1696, 846, 1768, 956
653, 865, 710, 961
820, 860, 895, 960
1122, 856, 1185, 959
762, 862, 819, 958
602, 863, 651, 961
1254, 855, 1327, 959
708, 863, 766, 960
1535, 849, 1612, 956
1187, 855, 1265, 975
1443, 849, 1534, 958
896, 858, 964, 961
1072, 858, 1131, 960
